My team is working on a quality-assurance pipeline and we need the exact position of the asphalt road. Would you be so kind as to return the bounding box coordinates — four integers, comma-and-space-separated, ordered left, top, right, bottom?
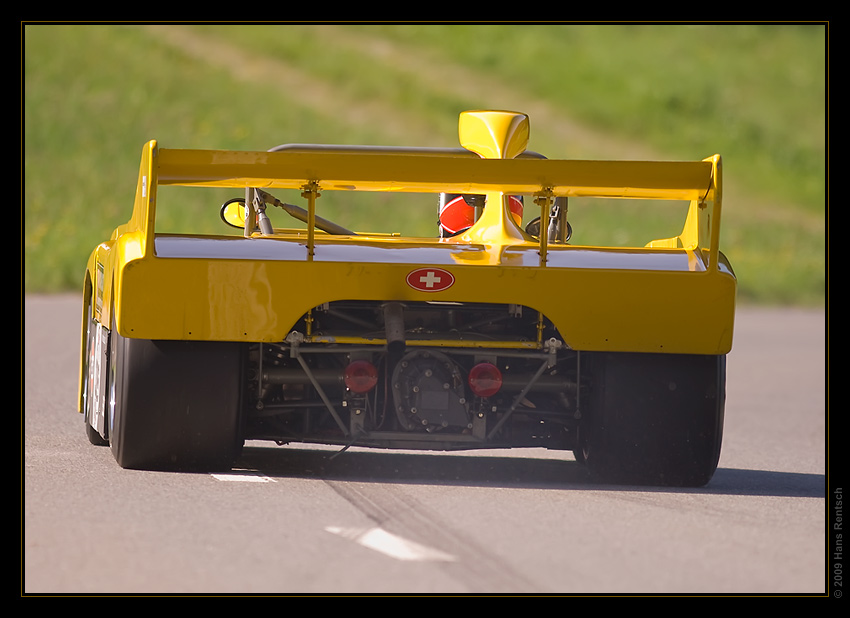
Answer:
23, 295, 828, 595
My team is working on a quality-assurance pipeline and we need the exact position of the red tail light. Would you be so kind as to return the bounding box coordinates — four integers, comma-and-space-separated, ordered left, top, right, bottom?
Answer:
344, 360, 378, 393
468, 362, 502, 397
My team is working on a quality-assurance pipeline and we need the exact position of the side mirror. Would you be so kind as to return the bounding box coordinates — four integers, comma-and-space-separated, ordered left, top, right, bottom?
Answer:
220, 198, 247, 229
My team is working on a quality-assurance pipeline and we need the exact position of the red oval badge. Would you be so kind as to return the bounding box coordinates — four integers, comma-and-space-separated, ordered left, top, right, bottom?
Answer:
406, 268, 455, 292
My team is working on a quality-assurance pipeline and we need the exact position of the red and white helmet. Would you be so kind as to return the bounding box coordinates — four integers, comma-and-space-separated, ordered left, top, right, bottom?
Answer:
439, 194, 523, 236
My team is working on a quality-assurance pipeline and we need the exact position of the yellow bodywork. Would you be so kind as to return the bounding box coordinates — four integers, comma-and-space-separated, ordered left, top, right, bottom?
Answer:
84, 111, 735, 368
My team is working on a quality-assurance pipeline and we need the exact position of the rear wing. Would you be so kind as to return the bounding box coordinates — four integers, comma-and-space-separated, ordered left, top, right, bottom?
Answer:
119, 133, 723, 269
154, 145, 715, 200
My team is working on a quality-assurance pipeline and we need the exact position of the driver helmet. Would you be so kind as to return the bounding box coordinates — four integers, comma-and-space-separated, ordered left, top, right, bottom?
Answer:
439, 194, 523, 236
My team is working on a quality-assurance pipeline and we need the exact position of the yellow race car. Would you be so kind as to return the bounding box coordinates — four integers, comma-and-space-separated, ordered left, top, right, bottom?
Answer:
79, 110, 736, 486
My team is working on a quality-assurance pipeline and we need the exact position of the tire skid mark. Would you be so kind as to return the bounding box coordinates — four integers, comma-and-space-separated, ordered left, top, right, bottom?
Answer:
325, 480, 540, 593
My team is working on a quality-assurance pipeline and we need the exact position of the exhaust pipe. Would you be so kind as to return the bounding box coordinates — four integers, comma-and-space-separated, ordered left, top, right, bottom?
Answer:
383, 302, 406, 355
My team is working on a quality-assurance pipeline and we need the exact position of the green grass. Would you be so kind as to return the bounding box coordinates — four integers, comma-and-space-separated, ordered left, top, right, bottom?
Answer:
23, 23, 826, 305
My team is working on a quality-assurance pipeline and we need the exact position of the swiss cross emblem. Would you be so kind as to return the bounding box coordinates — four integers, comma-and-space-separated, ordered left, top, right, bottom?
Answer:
406, 268, 455, 292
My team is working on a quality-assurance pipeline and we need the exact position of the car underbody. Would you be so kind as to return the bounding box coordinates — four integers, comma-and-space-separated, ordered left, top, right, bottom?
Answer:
244, 300, 579, 452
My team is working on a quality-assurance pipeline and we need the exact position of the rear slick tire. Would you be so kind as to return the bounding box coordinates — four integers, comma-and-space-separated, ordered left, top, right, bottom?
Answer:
580, 352, 725, 487
108, 323, 243, 471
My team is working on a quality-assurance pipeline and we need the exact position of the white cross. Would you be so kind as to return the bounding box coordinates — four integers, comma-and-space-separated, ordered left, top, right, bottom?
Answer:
419, 271, 442, 288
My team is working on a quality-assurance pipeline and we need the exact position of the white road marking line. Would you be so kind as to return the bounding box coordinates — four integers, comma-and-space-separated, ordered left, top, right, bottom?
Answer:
211, 472, 276, 483
326, 526, 457, 562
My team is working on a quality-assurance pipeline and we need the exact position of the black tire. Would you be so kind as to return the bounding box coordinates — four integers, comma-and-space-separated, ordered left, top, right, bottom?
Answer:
579, 352, 725, 487
82, 297, 109, 446
107, 322, 243, 471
